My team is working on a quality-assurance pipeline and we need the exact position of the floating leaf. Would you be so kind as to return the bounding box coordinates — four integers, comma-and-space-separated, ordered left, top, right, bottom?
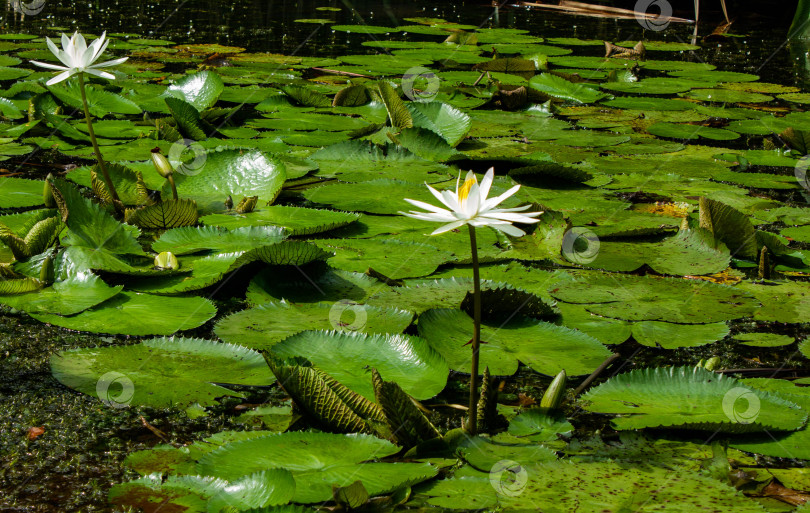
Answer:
272, 330, 448, 400
583, 366, 805, 432
215, 301, 413, 350
418, 308, 611, 376
51, 337, 271, 407
196, 431, 437, 503
32, 292, 216, 335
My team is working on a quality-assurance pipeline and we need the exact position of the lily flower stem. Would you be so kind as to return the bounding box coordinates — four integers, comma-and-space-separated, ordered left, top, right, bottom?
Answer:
467, 224, 481, 435
166, 174, 179, 200
78, 72, 120, 204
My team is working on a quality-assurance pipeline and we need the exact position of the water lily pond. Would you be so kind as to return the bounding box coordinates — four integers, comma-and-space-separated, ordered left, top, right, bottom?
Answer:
2, 1, 810, 512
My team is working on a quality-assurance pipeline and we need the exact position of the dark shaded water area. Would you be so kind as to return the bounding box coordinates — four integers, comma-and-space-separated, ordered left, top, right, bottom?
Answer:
0, 1, 809, 512
0, 0, 804, 85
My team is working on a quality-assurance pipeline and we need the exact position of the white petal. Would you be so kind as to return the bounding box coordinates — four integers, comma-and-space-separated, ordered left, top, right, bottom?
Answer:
60, 33, 71, 50
478, 167, 495, 201
464, 183, 480, 217
73, 32, 88, 55
491, 223, 526, 237
401, 211, 452, 223
46, 69, 77, 85
30, 60, 69, 71
403, 197, 452, 215
82, 68, 116, 81
483, 184, 521, 210
441, 189, 461, 212
430, 220, 467, 235
426, 183, 458, 211
89, 56, 128, 68
481, 212, 542, 223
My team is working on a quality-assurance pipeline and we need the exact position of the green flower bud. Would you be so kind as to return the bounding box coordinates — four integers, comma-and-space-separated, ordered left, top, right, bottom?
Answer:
540, 369, 567, 410
43, 173, 56, 208
40, 254, 54, 285
150, 147, 173, 178
154, 251, 179, 270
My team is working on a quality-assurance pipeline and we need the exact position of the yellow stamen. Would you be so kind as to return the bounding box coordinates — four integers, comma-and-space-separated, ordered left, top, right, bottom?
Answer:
458, 176, 477, 202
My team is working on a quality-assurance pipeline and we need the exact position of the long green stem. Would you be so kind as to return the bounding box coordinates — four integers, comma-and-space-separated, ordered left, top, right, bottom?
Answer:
78, 73, 120, 204
467, 224, 481, 435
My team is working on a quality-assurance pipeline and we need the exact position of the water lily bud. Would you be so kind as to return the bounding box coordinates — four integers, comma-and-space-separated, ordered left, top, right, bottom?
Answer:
224, 195, 233, 210
540, 369, 567, 410
702, 357, 722, 372
150, 147, 173, 178
40, 254, 54, 285
235, 196, 258, 214
43, 173, 56, 208
154, 251, 179, 270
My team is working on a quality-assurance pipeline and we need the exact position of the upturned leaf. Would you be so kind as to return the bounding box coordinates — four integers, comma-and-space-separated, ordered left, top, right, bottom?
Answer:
262, 353, 379, 434
125, 198, 199, 229
377, 81, 413, 129
372, 368, 441, 448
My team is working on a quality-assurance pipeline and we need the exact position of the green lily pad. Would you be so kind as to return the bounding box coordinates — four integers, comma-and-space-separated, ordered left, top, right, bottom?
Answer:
272, 330, 447, 400
50, 337, 273, 408
551, 273, 760, 323
164, 148, 286, 212
685, 89, 773, 103
330, 25, 394, 34
316, 238, 454, 279
196, 431, 437, 503
529, 73, 610, 104
0, 177, 44, 208
418, 308, 611, 377
583, 366, 806, 432
647, 122, 740, 140
162, 70, 224, 111
734, 332, 795, 347
631, 321, 730, 349
32, 292, 216, 335
215, 300, 413, 350
246, 265, 387, 306
151, 225, 287, 255
201, 206, 358, 236
0, 271, 121, 316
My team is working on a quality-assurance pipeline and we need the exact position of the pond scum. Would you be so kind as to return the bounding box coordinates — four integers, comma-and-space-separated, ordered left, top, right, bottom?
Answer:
1, 16, 810, 512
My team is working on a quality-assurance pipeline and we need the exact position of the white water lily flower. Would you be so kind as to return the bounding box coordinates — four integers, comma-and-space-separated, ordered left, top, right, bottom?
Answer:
400, 167, 543, 236
30, 31, 128, 86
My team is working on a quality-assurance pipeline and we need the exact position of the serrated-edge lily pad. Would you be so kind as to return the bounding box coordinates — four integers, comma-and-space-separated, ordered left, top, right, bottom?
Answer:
31, 291, 216, 335
583, 366, 806, 432
271, 330, 448, 400
50, 337, 273, 407
215, 300, 413, 350
196, 431, 437, 503
418, 308, 611, 377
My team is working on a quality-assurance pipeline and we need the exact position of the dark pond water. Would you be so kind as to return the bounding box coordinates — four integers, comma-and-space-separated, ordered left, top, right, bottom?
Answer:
0, 0, 803, 85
